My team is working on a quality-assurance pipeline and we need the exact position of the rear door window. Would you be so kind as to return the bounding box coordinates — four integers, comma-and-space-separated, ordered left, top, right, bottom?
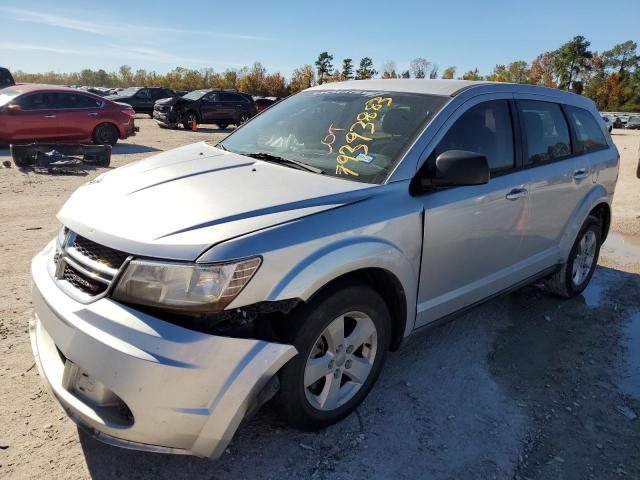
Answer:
517, 100, 571, 164
565, 106, 608, 153
54, 93, 103, 109
433, 100, 515, 173
220, 92, 245, 102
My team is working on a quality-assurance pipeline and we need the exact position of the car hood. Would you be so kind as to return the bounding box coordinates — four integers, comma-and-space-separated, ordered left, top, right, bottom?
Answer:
58, 142, 375, 261
155, 96, 184, 106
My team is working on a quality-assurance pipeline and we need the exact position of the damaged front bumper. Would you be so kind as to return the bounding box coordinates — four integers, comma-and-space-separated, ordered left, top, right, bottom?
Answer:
153, 110, 178, 128
29, 244, 297, 458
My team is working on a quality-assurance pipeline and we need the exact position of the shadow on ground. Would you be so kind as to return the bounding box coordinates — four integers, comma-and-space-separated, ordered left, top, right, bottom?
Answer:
112, 144, 161, 155
78, 266, 640, 480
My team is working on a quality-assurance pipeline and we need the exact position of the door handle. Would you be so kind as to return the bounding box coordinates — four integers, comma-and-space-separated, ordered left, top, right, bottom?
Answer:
506, 188, 528, 200
44, 115, 56, 119
88, 112, 98, 117
573, 168, 589, 179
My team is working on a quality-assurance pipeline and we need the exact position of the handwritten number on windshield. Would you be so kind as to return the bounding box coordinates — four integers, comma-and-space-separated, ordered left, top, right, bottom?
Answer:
336, 97, 393, 176
321, 123, 344, 154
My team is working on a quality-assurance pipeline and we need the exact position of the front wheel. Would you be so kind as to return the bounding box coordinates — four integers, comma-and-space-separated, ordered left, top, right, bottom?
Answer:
545, 215, 602, 297
274, 284, 390, 430
182, 111, 197, 130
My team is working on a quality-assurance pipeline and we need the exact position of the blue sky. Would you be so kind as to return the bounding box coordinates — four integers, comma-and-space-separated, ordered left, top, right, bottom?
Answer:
1, 0, 638, 78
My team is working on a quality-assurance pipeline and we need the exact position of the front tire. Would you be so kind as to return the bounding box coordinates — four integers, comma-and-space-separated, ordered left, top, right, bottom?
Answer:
274, 284, 391, 430
545, 215, 602, 298
182, 111, 197, 130
92, 124, 119, 146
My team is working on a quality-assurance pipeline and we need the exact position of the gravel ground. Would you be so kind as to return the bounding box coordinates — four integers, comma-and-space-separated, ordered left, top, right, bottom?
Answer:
1, 119, 638, 480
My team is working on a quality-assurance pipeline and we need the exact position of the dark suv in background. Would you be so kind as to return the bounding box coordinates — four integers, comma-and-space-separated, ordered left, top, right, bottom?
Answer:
1, 67, 15, 89
105, 87, 177, 115
153, 89, 257, 129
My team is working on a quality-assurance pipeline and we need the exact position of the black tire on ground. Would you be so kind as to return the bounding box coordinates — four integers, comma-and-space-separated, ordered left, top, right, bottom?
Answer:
545, 215, 602, 298
217, 123, 229, 130
92, 124, 119, 146
274, 283, 391, 431
182, 111, 197, 130
236, 113, 250, 126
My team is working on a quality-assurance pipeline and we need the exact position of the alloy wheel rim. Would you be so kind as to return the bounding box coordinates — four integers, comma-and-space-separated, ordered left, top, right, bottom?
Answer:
240, 114, 249, 123
572, 230, 597, 286
304, 311, 377, 411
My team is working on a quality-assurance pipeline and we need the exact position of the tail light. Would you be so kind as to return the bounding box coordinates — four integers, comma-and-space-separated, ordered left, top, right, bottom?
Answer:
121, 107, 136, 117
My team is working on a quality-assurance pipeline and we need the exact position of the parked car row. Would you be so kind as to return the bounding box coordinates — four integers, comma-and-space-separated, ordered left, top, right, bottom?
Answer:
601, 111, 640, 129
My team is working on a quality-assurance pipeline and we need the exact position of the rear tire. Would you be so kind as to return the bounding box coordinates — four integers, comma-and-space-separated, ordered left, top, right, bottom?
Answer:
274, 283, 391, 431
545, 215, 602, 298
92, 124, 119, 146
217, 123, 229, 130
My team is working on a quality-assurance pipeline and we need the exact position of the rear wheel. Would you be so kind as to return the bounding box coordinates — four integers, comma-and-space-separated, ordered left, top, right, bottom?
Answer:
274, 284, 390, 430
92, 124, 119, 146
545, 215, 602, 298
217, 123, 229, 130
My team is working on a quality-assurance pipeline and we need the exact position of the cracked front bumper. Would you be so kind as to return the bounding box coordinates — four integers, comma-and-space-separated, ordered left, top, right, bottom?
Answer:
29, 244, 297, 458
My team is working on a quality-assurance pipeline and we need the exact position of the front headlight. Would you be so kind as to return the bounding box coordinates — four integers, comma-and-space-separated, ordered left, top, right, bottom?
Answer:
112, 257, 261, 313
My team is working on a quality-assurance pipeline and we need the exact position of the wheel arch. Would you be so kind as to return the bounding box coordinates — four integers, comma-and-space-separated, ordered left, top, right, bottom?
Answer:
588, 202, 611, 242
304, 268, 408, 352
92, 121, 122, 140
558, 184, 611, 258
266, 238, 417, 352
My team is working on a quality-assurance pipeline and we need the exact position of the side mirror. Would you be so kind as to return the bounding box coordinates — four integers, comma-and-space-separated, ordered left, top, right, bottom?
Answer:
7, 104, 21, 114
425, 150, 490, 188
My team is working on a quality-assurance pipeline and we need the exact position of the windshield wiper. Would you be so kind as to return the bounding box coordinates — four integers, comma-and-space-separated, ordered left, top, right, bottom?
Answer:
240, 152, 325, 174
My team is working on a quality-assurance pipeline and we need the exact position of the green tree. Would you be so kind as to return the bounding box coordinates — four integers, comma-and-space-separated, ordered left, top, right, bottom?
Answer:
552, 35, 593, 90
341, 58, 354, 80
602, 40, 639, 76
315, 52, 334, 84
355, 57, 377, 80
441, 66, 456, 79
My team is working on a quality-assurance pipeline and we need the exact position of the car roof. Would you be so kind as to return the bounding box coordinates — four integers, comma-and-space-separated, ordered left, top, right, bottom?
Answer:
6, 83, 92, 94
308, 79, 595, 108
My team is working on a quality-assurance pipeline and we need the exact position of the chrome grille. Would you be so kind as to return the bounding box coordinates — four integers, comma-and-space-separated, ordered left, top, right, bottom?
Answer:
71, 235, 128, 270
52, 230, 130, 301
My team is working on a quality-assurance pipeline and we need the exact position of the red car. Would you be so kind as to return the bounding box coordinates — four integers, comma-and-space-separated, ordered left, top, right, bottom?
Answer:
0, 84, 137, 146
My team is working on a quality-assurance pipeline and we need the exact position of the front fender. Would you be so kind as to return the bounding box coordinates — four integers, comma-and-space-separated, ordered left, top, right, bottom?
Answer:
268, 236, 418, 337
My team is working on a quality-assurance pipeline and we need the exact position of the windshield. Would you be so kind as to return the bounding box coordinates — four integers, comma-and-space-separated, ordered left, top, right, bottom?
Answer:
117, 87, 141, 96
0, 87, 21, 107
220, 90, 448, 183
183, 90, 209, 101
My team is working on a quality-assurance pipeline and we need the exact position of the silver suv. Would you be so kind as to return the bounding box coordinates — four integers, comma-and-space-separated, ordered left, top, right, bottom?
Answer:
30, 80, 619, 458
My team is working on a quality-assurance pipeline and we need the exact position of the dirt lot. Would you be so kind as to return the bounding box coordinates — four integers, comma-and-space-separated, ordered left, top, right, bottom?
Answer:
1, 120, 639, 480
